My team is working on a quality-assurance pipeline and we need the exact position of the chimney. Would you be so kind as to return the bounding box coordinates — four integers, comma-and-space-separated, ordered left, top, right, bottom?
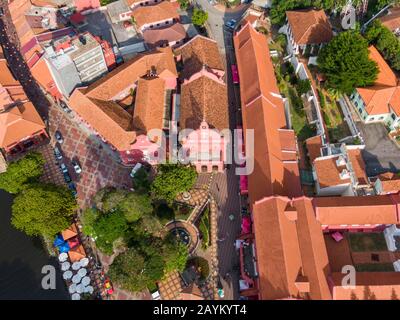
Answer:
339, 169, 350, 180
284, 203, 297, 221
336, 155, 346, 167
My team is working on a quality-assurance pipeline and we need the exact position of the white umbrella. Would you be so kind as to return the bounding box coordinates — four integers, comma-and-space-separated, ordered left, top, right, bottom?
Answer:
72, 274, 82, 284
63, 270, 73, 280
71, 293, 81, 300
72, 261, 81, 270
68, 283, 77, 294
76, 283, 84, 294
61, 261, 70, 271
80, 257, 89, 267
78, 268, 87, 277
58, 252, 68, 262
84, 285, 94, 294
81, 276, 90, 286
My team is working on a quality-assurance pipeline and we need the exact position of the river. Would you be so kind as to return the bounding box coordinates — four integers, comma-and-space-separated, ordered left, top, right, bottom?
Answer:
0, 189, 69, 299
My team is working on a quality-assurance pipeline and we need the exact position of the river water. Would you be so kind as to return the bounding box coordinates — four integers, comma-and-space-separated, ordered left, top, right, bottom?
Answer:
0, 189, 69, 299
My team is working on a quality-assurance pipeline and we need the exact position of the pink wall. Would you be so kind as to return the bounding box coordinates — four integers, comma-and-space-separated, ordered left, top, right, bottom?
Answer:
73, 0, 100, 12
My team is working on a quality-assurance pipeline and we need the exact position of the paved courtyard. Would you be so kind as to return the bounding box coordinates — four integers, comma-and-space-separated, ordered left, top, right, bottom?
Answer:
47, 106, 132, 207
356, 122, 400, 176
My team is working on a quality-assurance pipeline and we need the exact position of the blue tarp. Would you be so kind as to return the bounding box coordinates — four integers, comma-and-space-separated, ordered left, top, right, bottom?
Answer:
58, 242, 70, 253
53, 234, 65, 247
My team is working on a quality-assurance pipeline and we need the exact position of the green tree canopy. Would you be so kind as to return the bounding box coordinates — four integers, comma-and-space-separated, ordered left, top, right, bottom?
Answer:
11, 184, 76, 237
118, 191, 153, 223
317, 31, 378, 94
92, 210, 128, 255
151, 163, 196, 203
0, 152, 44, 194
163, 234, 189, 273
177, 0, 189, 10
132, 167, 151, 194
192, 8, 208, 27
81, 207, 101, 237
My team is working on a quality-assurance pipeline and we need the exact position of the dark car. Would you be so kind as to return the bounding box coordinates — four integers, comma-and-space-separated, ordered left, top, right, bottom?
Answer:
55, 130, 63, 144
54, 146, 63, 160
59, 100, 71, 113
63, 172, 72, 183
0, 8, 4, 16
68, 182, 77, 197
225, 19, 237, 31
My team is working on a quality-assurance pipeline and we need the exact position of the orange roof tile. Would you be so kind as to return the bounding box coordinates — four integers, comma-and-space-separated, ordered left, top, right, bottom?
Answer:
143, 23, 186, 49
133, 77, 166, 133
313, 195, 399, 225
68, 244, 86, 263
305, 135, 323, 163
234, 22, 301, 204
0, 60, 20, 87
61, 223, 78, 240
180, 75, 228, 131
314, 156, 350, 189
0, 102, 46, 149
377, 172, 400, 194
131, 1, 179, 30
331, 272, 400, 300
347, 148, 368, 185
286, 9, 333, 45
175, 35, 224, 80
379, 7, 400, 32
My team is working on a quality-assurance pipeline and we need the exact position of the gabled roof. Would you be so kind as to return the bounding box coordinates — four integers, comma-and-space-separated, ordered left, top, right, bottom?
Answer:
314, 156, 350, 189
312, 195, 400, 225
84, 47, 177, 101
252, 196, 332, 300
131, 1, 179, 29
234, 22, 301, 204
346, 148, 368, 185
305, 135, 322, 163
133, 77, 166, 133
180, 75, 228, 131
286, 9, 333, 45
357, 46, 400, 115
0, 102, 46, 148
175, 35, 224, 80
377, 172, 400, 194
143, 23, 186, 49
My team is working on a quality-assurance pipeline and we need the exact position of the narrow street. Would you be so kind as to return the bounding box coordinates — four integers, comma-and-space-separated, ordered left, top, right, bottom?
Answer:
191, 1, 249, 299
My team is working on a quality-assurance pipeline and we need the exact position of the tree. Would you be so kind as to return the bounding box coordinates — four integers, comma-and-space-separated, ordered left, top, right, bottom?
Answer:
177, 0, 189, 10
80, 207, 101, 237
151, 163, 197, 203
0, 152, 44, 194
317, 31, 378, 94
118, 192, 153, 223
162, 234, 189, 273
132, 167, 150, 194
101, 188, 127, 212
92, 210, 128, 255
192, 8, 208, 27
11, 184, 76, 237
296, 79, 312, 95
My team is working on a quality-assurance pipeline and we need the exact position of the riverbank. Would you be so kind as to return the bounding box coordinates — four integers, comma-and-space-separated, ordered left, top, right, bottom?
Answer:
0, 190, 69, 299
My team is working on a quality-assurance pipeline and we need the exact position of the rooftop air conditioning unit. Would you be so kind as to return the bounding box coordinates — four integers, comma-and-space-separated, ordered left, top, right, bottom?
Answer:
339, 169, 350, 180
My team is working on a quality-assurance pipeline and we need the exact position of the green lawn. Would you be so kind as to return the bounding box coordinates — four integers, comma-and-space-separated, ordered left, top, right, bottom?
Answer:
355, 263, 394, 272
348, 233, 388, 252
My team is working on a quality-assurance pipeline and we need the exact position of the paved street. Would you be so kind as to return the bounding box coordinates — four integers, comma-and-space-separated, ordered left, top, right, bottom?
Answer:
356, 122, 400, 176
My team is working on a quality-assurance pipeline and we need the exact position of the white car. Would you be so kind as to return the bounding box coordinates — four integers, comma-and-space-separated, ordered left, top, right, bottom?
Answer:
60, 163, 68, 174
72, 160, 82, 174
151, 291, 161, 300
130, 162, 143, 178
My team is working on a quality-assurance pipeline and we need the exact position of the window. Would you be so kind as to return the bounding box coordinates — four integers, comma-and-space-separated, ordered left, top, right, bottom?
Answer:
165, 21, 169, 24
379, 116, 384, 120
369, 117, 375, 121
201, 166, 208, 172
392, 113, 396, 120
354, 101, 358, 107
371, 254, 379, 262
358, 108, 362, 114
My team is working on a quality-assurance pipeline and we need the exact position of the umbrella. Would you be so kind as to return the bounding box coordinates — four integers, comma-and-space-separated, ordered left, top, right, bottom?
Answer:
78, 268, 87, 277
61, 261, 70, 271
63, 270, 73, 280
67, 236, 80, 250
58, 252, 68, 262
53, 234, 65, 247
81, 276, 90, 286
71, 293, 81, 300
72, 274, 82, 284
76, 284, 84, 294
84, 285, 94, 294
68, 283, 77, 294
80, 257, 89, 267
72, 261, 81, 270
59, 242, 70, 253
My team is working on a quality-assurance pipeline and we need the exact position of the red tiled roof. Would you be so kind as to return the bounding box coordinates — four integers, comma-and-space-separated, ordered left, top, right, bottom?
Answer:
313, 195, 400, 225
346, 147, 368, 185
234, 22, 301, 204
377, 172, 400, 194
305, 135, 322, 163
143, 23, 186, 48
314, 156, 350, 189
286, 9, 333, 45
131, 1, 179, 30
379, 7, 400, 32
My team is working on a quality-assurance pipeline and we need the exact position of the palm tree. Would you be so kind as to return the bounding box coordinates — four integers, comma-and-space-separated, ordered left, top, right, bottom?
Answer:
327, 88, 342, 102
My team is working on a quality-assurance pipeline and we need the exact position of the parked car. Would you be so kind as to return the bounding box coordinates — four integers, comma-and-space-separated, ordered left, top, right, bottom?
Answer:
63, 172, 72, 183
60, 163, 68, 174
225, 19, 237, 31
130, 162, 143, 178
151, 290, 161, 300
0, 8, 4, 16
71, 160, 82, 174
68, 182, 77, 197
231, 64, 239, 84
55, 131, 63, 144
59, 100, 71, 113
54, 147, 63, 160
